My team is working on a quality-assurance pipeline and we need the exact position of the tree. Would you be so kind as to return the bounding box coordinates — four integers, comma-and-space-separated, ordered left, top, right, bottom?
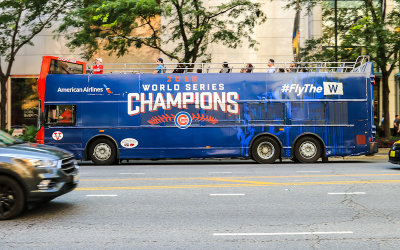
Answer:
0, 0, 79, 130
285, 0, 400, 137
58, 0, 266, 64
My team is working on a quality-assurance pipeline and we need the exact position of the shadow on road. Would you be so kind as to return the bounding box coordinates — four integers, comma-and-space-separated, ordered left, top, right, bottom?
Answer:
19, 201, 77, 220
77, 158, 383, 166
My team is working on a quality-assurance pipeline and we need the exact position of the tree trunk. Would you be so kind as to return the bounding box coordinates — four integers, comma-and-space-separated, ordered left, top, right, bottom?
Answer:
0, 76, 7, 130
382, 71, 391, 138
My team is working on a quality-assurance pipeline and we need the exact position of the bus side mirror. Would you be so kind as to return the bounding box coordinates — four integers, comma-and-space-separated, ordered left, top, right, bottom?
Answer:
40, 112, 45, 126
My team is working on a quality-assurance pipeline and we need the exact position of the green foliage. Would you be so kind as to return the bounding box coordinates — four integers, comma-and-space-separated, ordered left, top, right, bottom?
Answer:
4, 125, 37, 142
376, 136, 400, 148
59, 0, 266, 63
0, 0, 80, 130
0, 0, 80, 61
286, 0, 400, 69
284, 0, 400, 138
19, 125, 37, 142
296, 2, 368, 62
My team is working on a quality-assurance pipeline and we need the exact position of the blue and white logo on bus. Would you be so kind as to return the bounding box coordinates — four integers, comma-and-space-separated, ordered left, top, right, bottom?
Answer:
323, 82, 343, 95
121, 138, 138, 148
174, 112, 192, 129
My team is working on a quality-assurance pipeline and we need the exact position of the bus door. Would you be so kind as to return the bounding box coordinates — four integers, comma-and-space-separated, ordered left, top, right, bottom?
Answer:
42, 74, 89, 158
37, 56, 86, 144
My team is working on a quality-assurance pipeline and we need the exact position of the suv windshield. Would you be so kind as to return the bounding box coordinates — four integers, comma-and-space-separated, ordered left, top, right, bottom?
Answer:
0, 130, 21, 146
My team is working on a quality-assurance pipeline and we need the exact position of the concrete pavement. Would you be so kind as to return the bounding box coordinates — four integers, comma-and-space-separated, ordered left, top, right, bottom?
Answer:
343, 147, 389, 160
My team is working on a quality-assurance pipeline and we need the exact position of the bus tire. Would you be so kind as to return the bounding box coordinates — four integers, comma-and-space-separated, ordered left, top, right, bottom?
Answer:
89, 138, 117, 165
294, 136, 322, 163
251, 137, 280, 164
0, 176, 26, 220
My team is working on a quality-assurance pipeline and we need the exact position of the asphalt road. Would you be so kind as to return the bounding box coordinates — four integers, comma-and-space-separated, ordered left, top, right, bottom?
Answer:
2, 156, 400, 249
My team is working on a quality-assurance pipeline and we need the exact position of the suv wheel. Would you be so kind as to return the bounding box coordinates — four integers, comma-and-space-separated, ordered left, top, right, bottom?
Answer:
0, 176, 25, 220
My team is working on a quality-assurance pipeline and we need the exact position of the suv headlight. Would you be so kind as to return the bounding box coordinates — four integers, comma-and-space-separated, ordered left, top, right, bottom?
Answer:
26, 159, 58, 168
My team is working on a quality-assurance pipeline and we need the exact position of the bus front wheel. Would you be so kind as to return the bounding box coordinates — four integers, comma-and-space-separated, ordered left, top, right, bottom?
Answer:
294, 136, 322, 163
89, 138, 117, 165
252, 137, 280, 164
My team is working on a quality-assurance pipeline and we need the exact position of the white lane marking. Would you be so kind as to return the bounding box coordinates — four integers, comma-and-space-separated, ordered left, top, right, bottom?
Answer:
209, 194, 245, 196
209, 172, 233, 174
213, 231, 354, 236
328, 192, 366, 195
296, 171, 321, 173
120, 173, 145, 175
86, 195, 118, 197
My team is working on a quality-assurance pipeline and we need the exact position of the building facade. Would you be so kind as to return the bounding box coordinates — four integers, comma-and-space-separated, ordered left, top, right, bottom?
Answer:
2, 0, 399, 133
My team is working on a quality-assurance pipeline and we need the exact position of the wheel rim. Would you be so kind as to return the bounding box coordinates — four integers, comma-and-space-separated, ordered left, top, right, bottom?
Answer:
299, 141, 317, 159
257, 142, 275, 159
0, 184, 16, 216
93, 143, 112, 161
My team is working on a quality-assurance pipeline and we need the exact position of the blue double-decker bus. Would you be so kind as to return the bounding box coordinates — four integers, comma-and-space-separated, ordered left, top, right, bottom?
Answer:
37, 56, 378, 164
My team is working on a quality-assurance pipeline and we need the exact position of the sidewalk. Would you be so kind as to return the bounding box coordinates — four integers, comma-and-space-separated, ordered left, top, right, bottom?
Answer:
342, 147, 389, 160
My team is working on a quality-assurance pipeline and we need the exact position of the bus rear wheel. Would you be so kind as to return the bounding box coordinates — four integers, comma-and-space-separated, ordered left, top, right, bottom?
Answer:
252, 137, 280, 164
294, 136, 322, 163
89, 138, 117, 165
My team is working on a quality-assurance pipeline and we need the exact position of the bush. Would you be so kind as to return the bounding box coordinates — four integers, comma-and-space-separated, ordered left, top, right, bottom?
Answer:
5, 125, 37, 143
20, 125, 37, 142
376, 136, 400, 148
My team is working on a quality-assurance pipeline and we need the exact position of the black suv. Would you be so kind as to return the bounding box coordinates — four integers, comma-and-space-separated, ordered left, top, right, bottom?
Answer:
0, 130, 79, 220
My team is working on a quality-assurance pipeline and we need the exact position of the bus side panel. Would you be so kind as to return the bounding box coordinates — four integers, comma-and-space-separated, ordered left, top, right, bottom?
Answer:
45, 128, 84, 159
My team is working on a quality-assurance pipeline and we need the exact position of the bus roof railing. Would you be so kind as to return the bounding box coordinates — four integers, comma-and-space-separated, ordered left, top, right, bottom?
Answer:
86, 55, 371, 74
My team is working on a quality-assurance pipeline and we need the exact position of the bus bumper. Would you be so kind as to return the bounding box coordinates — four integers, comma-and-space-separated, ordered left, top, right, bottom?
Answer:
368, 142, 378, 155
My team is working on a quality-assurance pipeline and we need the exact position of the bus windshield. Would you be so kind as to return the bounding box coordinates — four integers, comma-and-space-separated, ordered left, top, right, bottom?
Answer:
49, 59, 84, 74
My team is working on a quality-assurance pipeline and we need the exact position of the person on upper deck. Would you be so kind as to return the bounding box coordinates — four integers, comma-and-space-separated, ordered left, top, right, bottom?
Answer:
153, 58, 165, 74
240, 63, 253, 73
219, 62, 231, 73
287, 62, 297, 72
92, 58, 103, 74
173, 64, 185, 73
266, 59, 276, 73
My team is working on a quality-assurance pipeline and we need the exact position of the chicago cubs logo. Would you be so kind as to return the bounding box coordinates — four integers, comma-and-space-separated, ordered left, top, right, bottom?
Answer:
174, 111, 192, 129
52, 131, 63, 141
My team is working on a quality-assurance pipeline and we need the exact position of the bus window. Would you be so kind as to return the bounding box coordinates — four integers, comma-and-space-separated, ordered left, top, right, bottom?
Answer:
328, 102, 348, 124
291, 102, 325, 125
248, 102, 284, 124
48, 59, 84, 74
45, 105, 76, 126
204, 103, 243, 125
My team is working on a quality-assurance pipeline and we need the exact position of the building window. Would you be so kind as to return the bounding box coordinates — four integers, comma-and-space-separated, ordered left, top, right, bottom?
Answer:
10, 77, 39, 128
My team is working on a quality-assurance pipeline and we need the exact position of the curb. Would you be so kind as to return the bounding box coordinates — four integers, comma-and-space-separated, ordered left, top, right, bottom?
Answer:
341, 147, 389, 160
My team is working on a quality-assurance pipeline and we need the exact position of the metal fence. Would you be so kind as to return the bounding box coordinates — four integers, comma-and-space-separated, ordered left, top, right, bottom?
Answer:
88, 55, 370, 74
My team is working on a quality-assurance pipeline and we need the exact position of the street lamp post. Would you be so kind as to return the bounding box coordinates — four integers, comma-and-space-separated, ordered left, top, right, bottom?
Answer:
334, 0, 338, 62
